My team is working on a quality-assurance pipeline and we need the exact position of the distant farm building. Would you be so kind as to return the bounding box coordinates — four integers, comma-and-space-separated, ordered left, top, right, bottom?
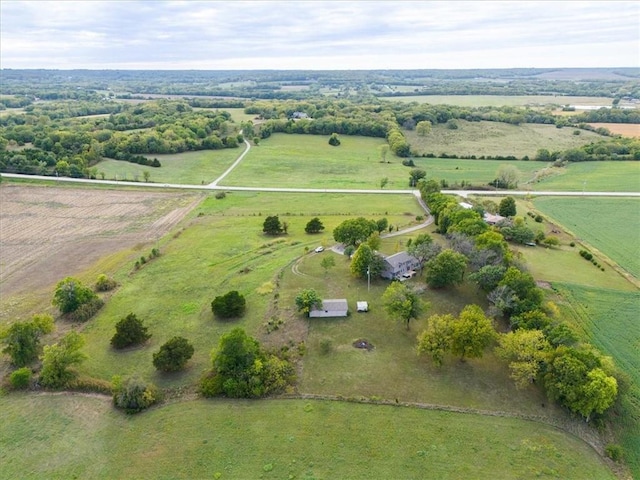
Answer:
309, 299, 349, 318
381, 252, 421, 280
483, 212, 506, 225
459, 202, 474, 210
291, 111, 309, 119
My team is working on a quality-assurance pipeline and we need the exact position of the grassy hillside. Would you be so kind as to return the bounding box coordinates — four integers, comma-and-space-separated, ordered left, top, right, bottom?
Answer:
221, 134, 405, 189
406, 121, 603, 158
96, 148, 241, 185
0, 395, 616, 480
77, 191, 424, 388
410, 156, 542, 187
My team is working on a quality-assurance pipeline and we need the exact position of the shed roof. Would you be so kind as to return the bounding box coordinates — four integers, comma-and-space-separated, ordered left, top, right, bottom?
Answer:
316, 299, 348, 312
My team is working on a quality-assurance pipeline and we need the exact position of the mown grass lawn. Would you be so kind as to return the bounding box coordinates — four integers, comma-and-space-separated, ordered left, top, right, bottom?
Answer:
280, 248, 562, 417
0, 394, 616, 480
531, 161, 640, 192
533, 197, 640, 278
406, 121, 603, 159
78, 191, 425, 388
96, 148, 241, 185
221, 133, 408, 189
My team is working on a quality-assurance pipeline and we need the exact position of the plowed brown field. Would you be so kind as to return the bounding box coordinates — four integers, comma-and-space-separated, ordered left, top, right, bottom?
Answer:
588, 123, 640, 138
0, 184, 202, 298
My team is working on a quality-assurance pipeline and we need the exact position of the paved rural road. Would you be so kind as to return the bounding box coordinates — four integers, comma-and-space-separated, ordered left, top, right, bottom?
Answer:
4, 173, 639, 198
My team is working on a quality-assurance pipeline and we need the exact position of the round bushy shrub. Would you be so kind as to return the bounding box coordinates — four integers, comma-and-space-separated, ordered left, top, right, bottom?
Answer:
9, 367, 32, 389
152, 337, 194, 372
211, 291, 246, 319
113, 376, 159, 414
111, 313, 151, 349
95, 274, 117, 292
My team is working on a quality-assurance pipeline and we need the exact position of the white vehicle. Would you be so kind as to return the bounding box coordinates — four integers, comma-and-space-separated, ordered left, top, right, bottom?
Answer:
314, 246, 324, 253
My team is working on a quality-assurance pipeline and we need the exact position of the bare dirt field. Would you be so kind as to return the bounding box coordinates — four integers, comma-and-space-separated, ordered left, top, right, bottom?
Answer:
0, 184, 203, 299
588, 123, 640, 138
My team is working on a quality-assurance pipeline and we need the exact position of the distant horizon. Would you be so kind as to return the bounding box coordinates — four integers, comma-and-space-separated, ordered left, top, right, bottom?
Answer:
1, 66, 638, 72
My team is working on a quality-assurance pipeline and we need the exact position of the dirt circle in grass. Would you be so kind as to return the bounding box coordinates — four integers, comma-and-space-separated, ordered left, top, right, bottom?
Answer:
352, 339, 374, 351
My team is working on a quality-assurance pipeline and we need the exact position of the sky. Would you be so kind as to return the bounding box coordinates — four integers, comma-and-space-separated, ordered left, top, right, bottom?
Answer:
1, 0, 639, 70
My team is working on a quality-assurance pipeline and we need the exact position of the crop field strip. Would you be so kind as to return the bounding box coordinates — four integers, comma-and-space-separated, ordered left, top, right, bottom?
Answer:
533, 197, 640, 278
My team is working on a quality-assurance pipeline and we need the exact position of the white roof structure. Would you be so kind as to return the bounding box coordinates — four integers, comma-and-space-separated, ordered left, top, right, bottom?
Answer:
356, 301, 369, 312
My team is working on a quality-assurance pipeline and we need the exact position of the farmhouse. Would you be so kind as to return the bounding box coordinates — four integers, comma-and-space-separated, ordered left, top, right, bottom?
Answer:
309, 299, 349, 318
381, 251, 421, 280
483, 212, 506, 225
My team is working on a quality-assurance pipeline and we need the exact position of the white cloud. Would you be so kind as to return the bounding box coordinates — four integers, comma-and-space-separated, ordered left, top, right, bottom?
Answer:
1, 0, 638, 69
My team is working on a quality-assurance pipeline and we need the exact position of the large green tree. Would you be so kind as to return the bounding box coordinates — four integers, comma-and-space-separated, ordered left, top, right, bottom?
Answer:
417, 314, 454, 366
409, 168, 426, 187
262, 215, 283, 235
333, 217, 377, 246
450, 305, 496, 361
543, 346, 618, 421
382, 281, 426, 330
52, 277, 98, 314
304, 217, 325, 234
495, 329, 550, 389
416, 120, 432, 136
1, 314, 54, 366
203, 328, 294, 398
425, 249, 467, 288
295, 288, 322, 316
407, 234, 441, 272
39, 331, 87, 388
498, 197, 517, 217
350, 243, 385, 279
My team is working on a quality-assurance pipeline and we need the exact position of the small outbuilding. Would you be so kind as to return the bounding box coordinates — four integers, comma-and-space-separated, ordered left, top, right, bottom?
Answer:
356, 301, 369, 312
309, 299, 349, 318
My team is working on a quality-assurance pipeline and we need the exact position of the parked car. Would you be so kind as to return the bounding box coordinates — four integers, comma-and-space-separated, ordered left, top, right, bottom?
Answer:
314, 246, 324, 253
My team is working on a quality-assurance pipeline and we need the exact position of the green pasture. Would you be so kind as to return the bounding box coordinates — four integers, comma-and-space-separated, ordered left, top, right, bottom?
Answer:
221, 133, 409, 189
224, 107, 259, 123
406, 121, 603, 159
96, 148, 241, 185
0, 395, 615, 480
410, 156, 543, 187
78, 191, 425, 388
531, 162, 640, 192
554, 284, 640, 477
510, 242, 635, 291
533, 197, 640, 278
385, 95, 616, 107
